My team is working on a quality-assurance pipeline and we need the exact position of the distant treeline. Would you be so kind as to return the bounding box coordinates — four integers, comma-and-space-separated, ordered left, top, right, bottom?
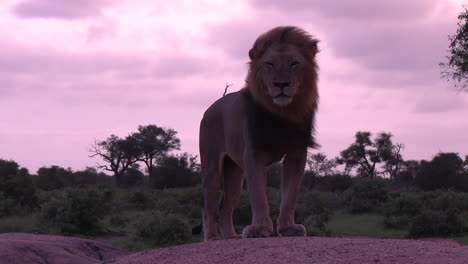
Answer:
1, 127, 467, 248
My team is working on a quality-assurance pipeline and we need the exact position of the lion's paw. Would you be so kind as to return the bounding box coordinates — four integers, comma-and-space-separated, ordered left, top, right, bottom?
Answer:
242, 224, 274, 238
277, 224, 306, 237
223, 233, 243, 239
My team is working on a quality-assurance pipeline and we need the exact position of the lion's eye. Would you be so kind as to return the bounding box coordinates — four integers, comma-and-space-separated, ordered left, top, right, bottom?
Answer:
265, 62, 274, 68
291, 61, 300, 68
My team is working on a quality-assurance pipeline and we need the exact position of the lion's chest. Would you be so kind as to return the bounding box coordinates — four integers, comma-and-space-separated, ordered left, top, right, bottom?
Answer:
244, 92, 313, 154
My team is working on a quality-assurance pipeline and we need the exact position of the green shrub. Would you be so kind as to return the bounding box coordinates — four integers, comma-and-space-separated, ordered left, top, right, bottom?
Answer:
314, 174, 353, 192
0, 194, 17, 217
345, 178, 388, 213
109, 214, 129, 228
304, 214, 332, 237
408, 209, 464, 237
383, 215, 411, 229
296, 191, 334, 223
37, 188, 112, 235
133, 210, 191, 246
233, 191, 251, 228
420, 190, 468, 212
382, 192, 422, 228
127, 191, 153, 210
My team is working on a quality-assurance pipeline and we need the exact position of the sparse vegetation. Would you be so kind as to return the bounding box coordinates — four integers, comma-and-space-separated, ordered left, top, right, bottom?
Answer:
1, 128, 467, 250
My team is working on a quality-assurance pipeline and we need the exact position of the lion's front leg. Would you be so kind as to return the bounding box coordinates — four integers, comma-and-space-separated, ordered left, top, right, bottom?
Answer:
242, 151, 274, 238
277, 149, 307, 237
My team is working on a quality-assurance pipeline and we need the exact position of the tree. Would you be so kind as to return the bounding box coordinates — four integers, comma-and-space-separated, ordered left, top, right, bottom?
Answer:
382, 143, 405, 179
71, 167, 113, 188
463, 155, 468, 171
393, 160, 420, 186
0, 159, 37, 211
306, 152, 338, 177
440, 6, 468, 91
133, 125, 181, 186
121, 163, 145, 188
415, 152, 467, 191
36, 166, 73, 190
339, 131, 402, 178
89, 134, 140, 188
152, 153, 201, 189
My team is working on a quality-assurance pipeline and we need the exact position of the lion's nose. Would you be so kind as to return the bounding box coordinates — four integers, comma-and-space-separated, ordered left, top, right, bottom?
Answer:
273, 81, 291, 89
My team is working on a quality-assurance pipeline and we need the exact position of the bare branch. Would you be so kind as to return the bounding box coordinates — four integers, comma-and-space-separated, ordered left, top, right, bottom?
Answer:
223, 83, 233, 97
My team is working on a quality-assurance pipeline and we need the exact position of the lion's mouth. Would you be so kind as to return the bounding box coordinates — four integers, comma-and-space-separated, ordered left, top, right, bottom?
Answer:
274, 93, 290, 99
273, 93, 292, 106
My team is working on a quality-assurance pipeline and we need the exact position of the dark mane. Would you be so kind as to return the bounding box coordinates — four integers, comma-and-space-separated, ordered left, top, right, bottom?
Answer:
246, 26, 319, 125
243, 89, 317, 153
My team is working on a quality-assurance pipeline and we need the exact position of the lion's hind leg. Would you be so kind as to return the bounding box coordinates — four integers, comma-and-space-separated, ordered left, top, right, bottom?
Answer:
202, 159, 222, 241
219, 156, 244, 239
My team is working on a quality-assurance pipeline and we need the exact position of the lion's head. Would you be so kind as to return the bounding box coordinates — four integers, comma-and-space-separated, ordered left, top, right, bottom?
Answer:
246, 26, 319, 124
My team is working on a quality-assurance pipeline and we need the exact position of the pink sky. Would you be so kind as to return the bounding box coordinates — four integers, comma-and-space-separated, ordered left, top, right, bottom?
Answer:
1, 0, 467, 173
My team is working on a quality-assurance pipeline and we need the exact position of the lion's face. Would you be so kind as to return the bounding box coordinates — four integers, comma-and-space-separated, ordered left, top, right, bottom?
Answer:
258, 43, 308, 107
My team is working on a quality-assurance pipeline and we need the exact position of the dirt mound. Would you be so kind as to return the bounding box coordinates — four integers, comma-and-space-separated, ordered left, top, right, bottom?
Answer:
0, 233, 127, 264
113, 237, 468, 264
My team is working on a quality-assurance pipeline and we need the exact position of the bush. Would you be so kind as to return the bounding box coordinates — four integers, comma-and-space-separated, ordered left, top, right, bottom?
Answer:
408, 209, 464, 237
296, 190, 334, 224
37, 188, 113, 235
304, 214, 332, 237
382, 192, 422, 228
415, 153, 466, 191
133, 210, 191, 246
127, 190, 153, 210
152, 154, 201, 189
233, 191, 251, 228
420, 190, 468, 212
0, 194, 17, 217
0, 159, 37, 212
314, 174, 353, 192
345, 178, 388, 213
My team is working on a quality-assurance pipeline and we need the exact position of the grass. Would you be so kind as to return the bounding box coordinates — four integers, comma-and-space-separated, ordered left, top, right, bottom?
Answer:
0, 213, 38, 233
455, 236, 468, 245
327, 211, 407, 238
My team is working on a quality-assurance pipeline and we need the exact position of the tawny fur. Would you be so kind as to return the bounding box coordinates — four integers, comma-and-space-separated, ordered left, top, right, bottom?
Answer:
199, 26, 320, 241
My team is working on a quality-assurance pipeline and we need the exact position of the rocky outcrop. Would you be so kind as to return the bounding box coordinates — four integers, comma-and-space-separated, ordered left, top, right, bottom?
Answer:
113, 237, 468, 264
2, 233, 468, 264
0, 233, 127, 264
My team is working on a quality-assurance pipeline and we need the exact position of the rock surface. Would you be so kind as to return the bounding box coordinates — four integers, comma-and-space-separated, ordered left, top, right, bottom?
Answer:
2, 234, 468, 264
113, 237, 468, 264
0, 233, 127, 264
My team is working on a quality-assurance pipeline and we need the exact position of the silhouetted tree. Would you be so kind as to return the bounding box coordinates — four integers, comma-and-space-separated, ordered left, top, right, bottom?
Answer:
133, 125, 181, 186
393, 160, 420, 187
71, 167, 113, 187
121, 164, 145, 188
36, 165, 73, 191
339, 131, 402, 178
415, 152, 467, 191
441, 6, 468, 91
306, 152, 338, 177
382, 143, 405, 179
464, 155, 468, 171
152, 153, 200, 189
0, 159, 37, 211
89, 134, 140, 188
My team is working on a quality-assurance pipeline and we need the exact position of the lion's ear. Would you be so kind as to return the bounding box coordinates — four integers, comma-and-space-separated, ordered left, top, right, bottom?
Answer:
249, 48, 257, 61
311, 40, 319, 55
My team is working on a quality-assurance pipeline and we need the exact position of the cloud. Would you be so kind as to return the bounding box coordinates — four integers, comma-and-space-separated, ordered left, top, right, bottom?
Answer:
0, 40, 210, 79
412, 93, 465, 114
87, 20, 116, 42
206, 0, 460, 90
252, 0, 434, 22
11, 0, 112, 19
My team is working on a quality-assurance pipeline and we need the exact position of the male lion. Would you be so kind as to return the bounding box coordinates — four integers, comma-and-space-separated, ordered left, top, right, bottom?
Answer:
199, 26, 319, 241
